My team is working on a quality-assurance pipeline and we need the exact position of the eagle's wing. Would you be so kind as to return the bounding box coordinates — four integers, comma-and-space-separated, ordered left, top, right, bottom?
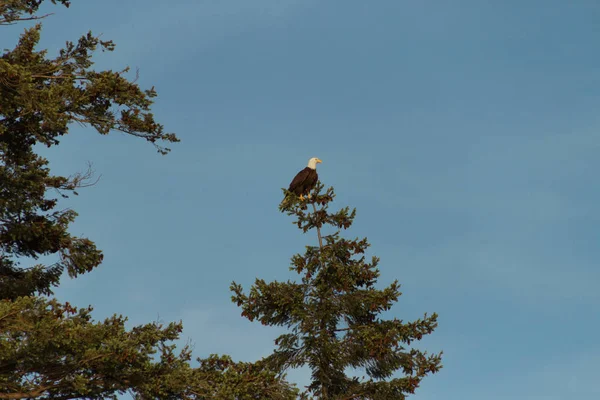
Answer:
288, 167, 312, 194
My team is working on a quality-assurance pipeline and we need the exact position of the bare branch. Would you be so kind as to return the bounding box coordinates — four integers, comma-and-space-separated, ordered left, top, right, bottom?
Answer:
30, 74, 88, 81
66, 161, 102, 189
0, 13, 53, 25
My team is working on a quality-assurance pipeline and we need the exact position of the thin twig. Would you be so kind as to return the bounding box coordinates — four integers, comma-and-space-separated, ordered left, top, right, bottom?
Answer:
0, 13, 54, 25
30, 74, 88, 80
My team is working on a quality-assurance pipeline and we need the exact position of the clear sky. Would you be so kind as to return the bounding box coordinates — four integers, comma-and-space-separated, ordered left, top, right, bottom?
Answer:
10, 0, 600, 398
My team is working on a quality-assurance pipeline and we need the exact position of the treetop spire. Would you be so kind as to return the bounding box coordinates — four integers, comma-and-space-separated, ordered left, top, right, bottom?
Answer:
234, 182, 442, 399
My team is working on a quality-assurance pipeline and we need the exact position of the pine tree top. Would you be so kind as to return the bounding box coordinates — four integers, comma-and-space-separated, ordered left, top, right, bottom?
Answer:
233, 182, 442, 399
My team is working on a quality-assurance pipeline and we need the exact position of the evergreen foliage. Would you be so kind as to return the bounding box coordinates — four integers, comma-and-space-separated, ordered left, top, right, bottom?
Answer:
232, 183, 442, 399
1, 0, 177, 299
0, 297, 299, 399
0, 2, 297, 398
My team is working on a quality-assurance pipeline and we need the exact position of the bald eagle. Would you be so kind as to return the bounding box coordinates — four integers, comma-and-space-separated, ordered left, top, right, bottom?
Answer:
286, 157, 322, 201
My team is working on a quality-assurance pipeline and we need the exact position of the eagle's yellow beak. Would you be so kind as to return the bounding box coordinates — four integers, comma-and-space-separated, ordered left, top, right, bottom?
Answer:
316, 158, 322, 164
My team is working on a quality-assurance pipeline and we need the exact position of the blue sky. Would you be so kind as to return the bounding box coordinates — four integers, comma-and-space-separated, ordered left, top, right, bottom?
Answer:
9, 0, 600, 398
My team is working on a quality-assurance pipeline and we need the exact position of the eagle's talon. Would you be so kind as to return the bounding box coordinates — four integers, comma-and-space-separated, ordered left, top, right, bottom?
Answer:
299, 194, 305, 201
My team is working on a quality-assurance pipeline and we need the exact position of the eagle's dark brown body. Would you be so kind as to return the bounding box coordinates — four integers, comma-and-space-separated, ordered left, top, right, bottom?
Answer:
288, 167, 318, 197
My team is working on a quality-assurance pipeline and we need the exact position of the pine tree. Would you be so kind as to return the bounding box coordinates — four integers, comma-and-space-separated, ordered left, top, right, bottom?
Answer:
1, 2, 297, 398
231, 183, 442, 399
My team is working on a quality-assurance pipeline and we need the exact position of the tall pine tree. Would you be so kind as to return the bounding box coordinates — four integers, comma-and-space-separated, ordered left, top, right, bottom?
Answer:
232, 183, 442, 399
0, 2, 297, 398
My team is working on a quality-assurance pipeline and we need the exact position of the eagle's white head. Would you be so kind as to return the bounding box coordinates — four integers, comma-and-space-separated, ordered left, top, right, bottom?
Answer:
307, 157, 322, 170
